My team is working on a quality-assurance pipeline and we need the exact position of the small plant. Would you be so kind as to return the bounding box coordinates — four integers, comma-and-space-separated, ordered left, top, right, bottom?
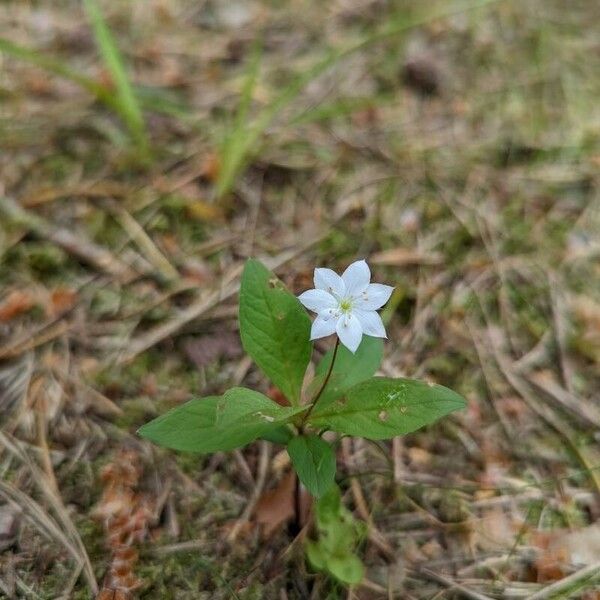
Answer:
139, 258, 466, 585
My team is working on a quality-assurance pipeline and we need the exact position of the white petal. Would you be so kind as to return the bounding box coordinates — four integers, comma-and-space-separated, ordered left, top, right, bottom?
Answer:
319, 307, 341, 321
355, 309, 387, 338
298, 289, 337, 313
314, 268, 345, 298
354, 283, 394, 311
335, 313, 363, 353
310, 314, 337, 340
342, 260, 370, 297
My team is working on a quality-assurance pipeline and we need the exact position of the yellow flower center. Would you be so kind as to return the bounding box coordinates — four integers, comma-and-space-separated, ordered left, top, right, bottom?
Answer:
339, 298, 353, 313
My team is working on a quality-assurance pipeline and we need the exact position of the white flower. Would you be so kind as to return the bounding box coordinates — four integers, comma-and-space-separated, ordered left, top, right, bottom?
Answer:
298, 259, 394, 353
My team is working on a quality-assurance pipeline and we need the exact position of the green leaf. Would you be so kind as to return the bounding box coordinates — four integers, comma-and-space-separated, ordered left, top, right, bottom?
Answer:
327, 554, 364, 586
309, 377, 466, 439
288, 435, 336, 498
306, 485, 365, 585
312, 336, 383, 408
239, 259, 311, 405
216, 387, 304, 425
306, 541, 326, 570
138, 387, 301, 453
259, 426, 293, 445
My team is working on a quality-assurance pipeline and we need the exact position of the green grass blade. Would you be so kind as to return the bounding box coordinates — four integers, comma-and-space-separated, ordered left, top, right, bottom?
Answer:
214, 0, 500, 198
0, 37, 118, 111
83, 0, 149, 155
0, 37, 188, 122
216, 42, 262, 198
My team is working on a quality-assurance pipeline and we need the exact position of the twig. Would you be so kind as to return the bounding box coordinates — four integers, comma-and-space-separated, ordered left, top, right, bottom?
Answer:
227, 441, 270, 542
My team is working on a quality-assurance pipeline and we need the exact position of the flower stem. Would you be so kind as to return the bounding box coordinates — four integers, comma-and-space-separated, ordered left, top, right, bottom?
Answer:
301, 338, 340, 428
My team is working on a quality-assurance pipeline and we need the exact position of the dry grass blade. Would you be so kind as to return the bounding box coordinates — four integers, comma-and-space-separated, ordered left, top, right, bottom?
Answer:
481, 320, 600, 501
413, 567, 496, 600
0, 431, 98, 594
0, 320, 70, 360
0, 196, 135, 281
106, 201, 179, 281
0, 353, 33, 417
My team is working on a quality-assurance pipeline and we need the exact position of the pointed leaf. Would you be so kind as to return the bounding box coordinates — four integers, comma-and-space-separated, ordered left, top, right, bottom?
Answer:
309, 376, 466, 439
288, 435, 336, 498
327, 554, 364, 585
312, 336, 383, 408
139, 387, 301, 453
239, 259, 311, 404
217, 387, 305, 425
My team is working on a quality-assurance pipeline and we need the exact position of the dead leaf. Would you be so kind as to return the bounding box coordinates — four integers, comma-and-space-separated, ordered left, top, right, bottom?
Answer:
370, 248, 442, 266
93, 450, 152, 594
254, 471, 296, 538
534, 524, 600, 581
0, 291, 34, 322
50, 288, 77, 316
471, 507, 517, 552
201, 153, 220, 182
96, 589, 131, 600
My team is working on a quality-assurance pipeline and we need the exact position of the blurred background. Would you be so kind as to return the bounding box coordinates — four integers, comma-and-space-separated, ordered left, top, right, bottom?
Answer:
1, 0, 599, 598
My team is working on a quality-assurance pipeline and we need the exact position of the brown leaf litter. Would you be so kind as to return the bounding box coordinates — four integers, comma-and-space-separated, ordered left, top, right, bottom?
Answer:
93, 449, 153, 599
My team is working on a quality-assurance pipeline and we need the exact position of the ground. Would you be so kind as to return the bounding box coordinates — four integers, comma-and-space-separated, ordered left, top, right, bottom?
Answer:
1, 0, 600, 598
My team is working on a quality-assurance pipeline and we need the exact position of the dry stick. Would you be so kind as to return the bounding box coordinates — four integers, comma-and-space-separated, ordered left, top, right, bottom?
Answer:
227, 441, 270, 542
0, 195, 135, 281
528, 561, 600, 600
